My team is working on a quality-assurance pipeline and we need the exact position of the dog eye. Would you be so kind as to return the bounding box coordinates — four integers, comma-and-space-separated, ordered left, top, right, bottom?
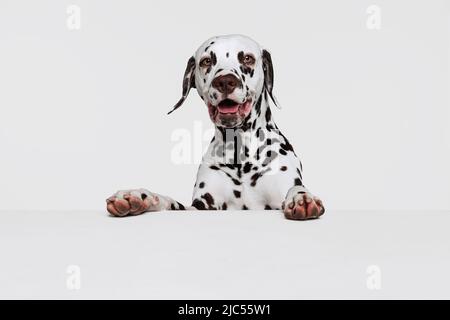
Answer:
200, 58, 212, 67
243, 55, 255, 65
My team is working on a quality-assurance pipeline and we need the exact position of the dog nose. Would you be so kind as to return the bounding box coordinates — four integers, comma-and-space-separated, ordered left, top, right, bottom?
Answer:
211, 74, 241, 94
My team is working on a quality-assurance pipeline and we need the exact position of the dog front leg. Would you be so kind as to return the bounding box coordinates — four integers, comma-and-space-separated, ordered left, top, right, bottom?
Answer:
106, 188, 186, 217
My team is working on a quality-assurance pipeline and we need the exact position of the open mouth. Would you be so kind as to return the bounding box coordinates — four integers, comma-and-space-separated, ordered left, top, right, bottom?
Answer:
209, 98, 252, 115
207, 97, 253, 127
217, 99, 241, 114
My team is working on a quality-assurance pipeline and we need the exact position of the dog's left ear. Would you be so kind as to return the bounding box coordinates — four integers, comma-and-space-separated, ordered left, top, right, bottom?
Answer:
168, 56, 196, 114
262, 49, 279, 108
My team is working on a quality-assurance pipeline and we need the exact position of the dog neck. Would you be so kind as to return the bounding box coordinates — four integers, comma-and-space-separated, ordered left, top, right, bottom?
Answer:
214, 91, 276, 141
206, 90, 280, 166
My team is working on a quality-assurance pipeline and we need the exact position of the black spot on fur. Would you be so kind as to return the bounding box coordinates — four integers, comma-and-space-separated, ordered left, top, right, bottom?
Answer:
242, 205, 248, 210
192, 199, 206, 210
233, 190, 241, 198
201, 192, 215, 208
244, 146, 249, 158
265, 107, 272, 123
294, 178, 302, 186
199, 182, 205, 188
170, 203, 176, 210
280, 166, 287, 171
278, 131, 297, 156
280, 142, 293, 152
264, 205, 272, 210
257, 129, 265, 141
204, 42, 214, 52
232, 178, 241, 185
141, 193, 147, 200
210, 51, 217, 66
226, 52, 229, 58
210, 165, 220, 170
223, 164, 232, 170
222, 202, 228, 210
241, 120, 251, 132
296, 167, 303, 180
279, 149, 287, 156
250, 168, 271, 187
262, 151, 278, 167
243, 162, 252, 173
176, 201, 186, 210
250, 172, 262, 187
237, 51, 244, 63
254, 96, 262, 115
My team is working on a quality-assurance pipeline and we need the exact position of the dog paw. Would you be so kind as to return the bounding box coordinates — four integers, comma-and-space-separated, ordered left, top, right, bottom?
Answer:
282, 192, 325, 220
106, 189, 161, 217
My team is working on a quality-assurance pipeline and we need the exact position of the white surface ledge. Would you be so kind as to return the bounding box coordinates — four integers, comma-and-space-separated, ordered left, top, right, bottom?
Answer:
0, 210, 449, 299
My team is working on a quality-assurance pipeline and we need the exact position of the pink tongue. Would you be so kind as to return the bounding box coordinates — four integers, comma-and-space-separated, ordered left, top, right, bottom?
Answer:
218, 105, 239, 114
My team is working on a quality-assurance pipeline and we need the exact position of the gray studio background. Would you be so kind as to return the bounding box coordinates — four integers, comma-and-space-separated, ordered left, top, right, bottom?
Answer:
0, 0, 449, 212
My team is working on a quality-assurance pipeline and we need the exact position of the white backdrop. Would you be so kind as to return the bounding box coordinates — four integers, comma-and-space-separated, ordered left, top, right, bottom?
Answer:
0, 0, 449, 211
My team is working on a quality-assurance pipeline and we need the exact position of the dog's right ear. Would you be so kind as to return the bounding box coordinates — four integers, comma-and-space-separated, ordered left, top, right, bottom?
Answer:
168, 56, 196, 115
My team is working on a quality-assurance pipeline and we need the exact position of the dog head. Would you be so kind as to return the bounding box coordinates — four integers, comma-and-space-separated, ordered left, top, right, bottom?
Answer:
168, 34, 277, 128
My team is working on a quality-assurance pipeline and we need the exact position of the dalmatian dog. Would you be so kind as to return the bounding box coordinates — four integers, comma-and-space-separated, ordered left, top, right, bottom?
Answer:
106, 35, 325, 220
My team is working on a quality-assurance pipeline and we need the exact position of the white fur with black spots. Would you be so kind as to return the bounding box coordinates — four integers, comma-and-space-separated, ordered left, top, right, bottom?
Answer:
106, 35, 324, 220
